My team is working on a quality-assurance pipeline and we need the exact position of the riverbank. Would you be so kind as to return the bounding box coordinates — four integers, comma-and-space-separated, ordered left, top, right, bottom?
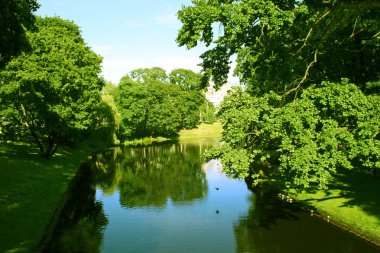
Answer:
290, 169, 380, 247
0, 141, 97, 252
179, 122, 223, 139
3, 122, 379, 251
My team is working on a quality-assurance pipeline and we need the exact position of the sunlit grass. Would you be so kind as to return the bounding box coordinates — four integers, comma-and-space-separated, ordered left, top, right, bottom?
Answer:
179, 122, 223, 139
0, 141, 95, 252
290, 170, 380, 246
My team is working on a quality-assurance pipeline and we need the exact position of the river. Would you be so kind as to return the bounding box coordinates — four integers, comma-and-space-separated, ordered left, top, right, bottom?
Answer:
43, 138, 380, 253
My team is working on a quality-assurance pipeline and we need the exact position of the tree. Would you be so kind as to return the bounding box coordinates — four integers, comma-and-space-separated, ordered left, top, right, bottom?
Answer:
116, 68, 205, 140
169, 68, 203, 91
90, 82, 121, 146
209, 82, 380, 189
0, 0, 40, 68
130, 67, 169, 83
0, 17, 105, 158
177, 0, 380, 95
179, 1, 380, 190
199, 100, 216, 123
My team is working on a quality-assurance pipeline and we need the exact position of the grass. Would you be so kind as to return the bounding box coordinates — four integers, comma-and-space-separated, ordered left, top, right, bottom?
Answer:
179, 121, 223, 139
0, 141, 96, 253
289, 169, 380, 246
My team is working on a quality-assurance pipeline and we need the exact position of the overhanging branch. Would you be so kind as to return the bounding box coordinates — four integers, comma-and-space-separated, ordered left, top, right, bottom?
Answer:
282, 49, 318, 98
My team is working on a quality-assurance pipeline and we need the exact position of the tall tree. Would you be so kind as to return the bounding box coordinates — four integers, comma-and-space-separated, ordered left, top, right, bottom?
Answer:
116, 68, 205, 140
178, 0, 380, 190
0, 0, 40, 68
0, 17, 104, 158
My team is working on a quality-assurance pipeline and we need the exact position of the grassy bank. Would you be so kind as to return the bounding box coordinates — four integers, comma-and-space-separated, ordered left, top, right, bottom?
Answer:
290, 170, 380, 246
179, 122, 223, 139
0, 141, 97, 253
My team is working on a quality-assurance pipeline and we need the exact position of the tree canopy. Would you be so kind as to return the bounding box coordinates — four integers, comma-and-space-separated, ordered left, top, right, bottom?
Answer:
116, 67, 205, 140
0, 16, 105, 158
0, 0, 40, 68
177, 0, 380, 95
178, 0, 380, 190
169, 68, 203, 91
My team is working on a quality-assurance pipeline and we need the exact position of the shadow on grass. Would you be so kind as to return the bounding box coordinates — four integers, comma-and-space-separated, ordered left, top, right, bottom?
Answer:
299, 168, 380, 226
331, 169, 380, 219
0, 141, 93, 252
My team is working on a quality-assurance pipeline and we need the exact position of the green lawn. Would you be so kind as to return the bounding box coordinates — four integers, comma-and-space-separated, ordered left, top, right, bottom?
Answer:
290, 169, 380, 246
0, 141, 96, 253
179, 122, 223, 139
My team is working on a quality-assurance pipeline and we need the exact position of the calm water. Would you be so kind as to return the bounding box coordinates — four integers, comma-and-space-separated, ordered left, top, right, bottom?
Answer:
44, 139, 380, 253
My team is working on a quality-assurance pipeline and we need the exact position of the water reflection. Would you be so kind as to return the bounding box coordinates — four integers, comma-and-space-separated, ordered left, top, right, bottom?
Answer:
43, 164, 108, 253
43, 140, 380, 253
92, 141, 209, 208
234, 186, 380, 253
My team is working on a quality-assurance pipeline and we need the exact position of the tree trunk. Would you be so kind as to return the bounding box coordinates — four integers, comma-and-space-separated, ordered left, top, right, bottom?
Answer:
19, 103, 47, 157
42, 133, 58, 158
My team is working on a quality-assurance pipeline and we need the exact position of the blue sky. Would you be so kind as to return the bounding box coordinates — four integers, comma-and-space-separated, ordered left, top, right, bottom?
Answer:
36, 0, 210, 83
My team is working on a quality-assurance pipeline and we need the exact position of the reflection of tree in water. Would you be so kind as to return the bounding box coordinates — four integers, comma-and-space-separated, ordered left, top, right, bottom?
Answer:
234, 184, 307, 253
92, 142, 208, 208
233, 184, 380, 253
43, 163, 108, 253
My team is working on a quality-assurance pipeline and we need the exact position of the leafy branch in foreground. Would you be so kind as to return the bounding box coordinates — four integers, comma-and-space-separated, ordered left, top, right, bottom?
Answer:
177, 0, 380, 94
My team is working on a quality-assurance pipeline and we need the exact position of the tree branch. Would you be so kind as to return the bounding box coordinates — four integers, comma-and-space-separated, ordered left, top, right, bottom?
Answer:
296, 10, 331, 54
283, 49, 318, 98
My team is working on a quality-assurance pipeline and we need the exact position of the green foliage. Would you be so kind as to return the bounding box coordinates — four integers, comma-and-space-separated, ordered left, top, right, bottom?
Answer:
177, 0, 380, 93
130, 67, 168, 83
169, 68, 204, 90
90, 85, 121, 146
179, 0, 380, 190
0, 0, 39, 68
208, 82, 380, 189
116, 68, 205, 140
0, 16, 105, 158
199, 99, 216, 123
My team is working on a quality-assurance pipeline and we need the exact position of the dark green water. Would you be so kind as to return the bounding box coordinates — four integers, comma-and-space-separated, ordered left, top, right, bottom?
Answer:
43, 139, 380, 253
